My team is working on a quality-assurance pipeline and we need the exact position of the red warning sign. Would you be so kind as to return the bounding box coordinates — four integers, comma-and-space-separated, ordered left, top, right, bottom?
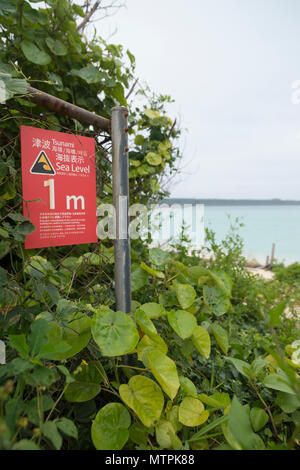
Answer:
21, 125, 98, 249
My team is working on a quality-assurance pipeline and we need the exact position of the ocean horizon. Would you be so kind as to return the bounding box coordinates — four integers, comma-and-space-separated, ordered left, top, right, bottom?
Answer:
157, 200, 300, 265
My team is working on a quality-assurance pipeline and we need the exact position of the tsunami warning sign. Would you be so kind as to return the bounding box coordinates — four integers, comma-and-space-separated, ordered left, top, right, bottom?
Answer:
21, 125, 98, 249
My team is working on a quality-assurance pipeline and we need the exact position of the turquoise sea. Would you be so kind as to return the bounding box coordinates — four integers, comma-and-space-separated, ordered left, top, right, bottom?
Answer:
154, 204, 300, 265
204, 205, 300, 265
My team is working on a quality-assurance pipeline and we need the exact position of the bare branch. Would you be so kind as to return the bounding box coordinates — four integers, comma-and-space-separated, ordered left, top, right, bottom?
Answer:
77, 0, 102, 32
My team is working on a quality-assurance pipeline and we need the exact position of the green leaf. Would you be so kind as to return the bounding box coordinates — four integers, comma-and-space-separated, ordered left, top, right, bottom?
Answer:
179, 376, 198, 398
211, 323, 229, 354
209, 269, 233, 296
91, 309, 139, 356
225, 356, 251, 378
131, 264, 148, 292
9, 334, 29, 359
139, 302, 165, 319
41, 421, 62, 450
191, 326, 211, 359
145, 152, 162, 166
64, 362, 102, 402
155, 420, 182, 450
91, 403, 130, 450
178, 397, 209, 427
28, 319, 50, 358
140, 262, 164, 279
46, 312, 91, 360
167, 310, 197, 339
46, 37, 67, 56
198, 392, 230, 409
276, 392, 300, 413
268, 303, 286, 327
135, 308, 157, 335
263, 373, 296, 395
188, 415, 228, 442
175, 283, 196, 309
249, 408, 269, 432
70, 65, 106, 84
12, 440, 40, 450
144, 109, 160, 120
110, 82, 127, 106
119, 376, 164, 427
137, 333, 168, 358
144, 349, 180, 400
203, 285, 230, 316
134, 134, 145, 146
228, 396, 265, 450
21, 40, 51, 65
149, 247, 171, 267
56, 418, 78, 439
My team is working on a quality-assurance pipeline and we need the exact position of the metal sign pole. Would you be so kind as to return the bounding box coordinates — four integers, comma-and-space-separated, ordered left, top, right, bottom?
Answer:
111, 106, 132, 313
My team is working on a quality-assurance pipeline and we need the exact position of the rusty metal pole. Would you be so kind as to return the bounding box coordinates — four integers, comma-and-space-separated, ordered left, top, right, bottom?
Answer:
111, 106, 131, 313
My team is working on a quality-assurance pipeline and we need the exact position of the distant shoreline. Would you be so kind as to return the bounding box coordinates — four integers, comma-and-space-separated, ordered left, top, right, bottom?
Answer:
161, 198, 300, 206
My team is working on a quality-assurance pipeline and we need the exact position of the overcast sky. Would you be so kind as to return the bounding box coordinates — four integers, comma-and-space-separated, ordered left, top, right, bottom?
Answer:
101, 0, 300, 199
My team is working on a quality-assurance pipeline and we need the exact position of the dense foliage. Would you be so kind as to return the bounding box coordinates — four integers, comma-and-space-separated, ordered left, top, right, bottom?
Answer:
0, 0, 300, 452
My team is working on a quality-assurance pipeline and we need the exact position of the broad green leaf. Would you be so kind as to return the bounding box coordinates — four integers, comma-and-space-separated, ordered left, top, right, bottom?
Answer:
144, 349, 180, 400
70, 65, 106, 84
263, 373, 296, 395
28, 319, 50, 358
55, 418, 78, 439
276, 392, 300, 413
21, 40, 51, 65
137, 333, 168, 358
41, 421, 62, 450
175, 283, 196, 309
178, 397, 209, 427
139, 302, 165, 319
166, 405, 182, 433
119, 376, 164, 427
211, 323, 229, 354
191, 326, 211, 359
12, 440, 40, 450
203, 285, 230, 316
144, 109, 160, 120
186, 265, 209, 282
134, 134, 145, 145
45, 37, 67, 56
268, 303, 286, 327
179, 376, 198, 398
64, 362, 102, 402
228, 396, 265, 450
91, 403, 131, 450
131, 263, 148, 291
110, 82, 127, 106
145, 152, 162, 166
198, 392, 230, 409
46, 312, 91, 360
155, 420, 182, 450
149, 247, 171, 267
135, 308, 157, 335
249, 408, 268, 432
225, 356, 251, 378
167, 310, 197, 339
209, 269, 233, 296
129, 422, 148, 446
9, 334, 29, 359
140, 262, 164, 279
91, 309, 139, 356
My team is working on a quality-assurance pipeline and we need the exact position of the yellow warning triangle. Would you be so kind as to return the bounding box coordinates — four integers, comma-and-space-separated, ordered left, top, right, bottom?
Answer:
30, 151, 55, 175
